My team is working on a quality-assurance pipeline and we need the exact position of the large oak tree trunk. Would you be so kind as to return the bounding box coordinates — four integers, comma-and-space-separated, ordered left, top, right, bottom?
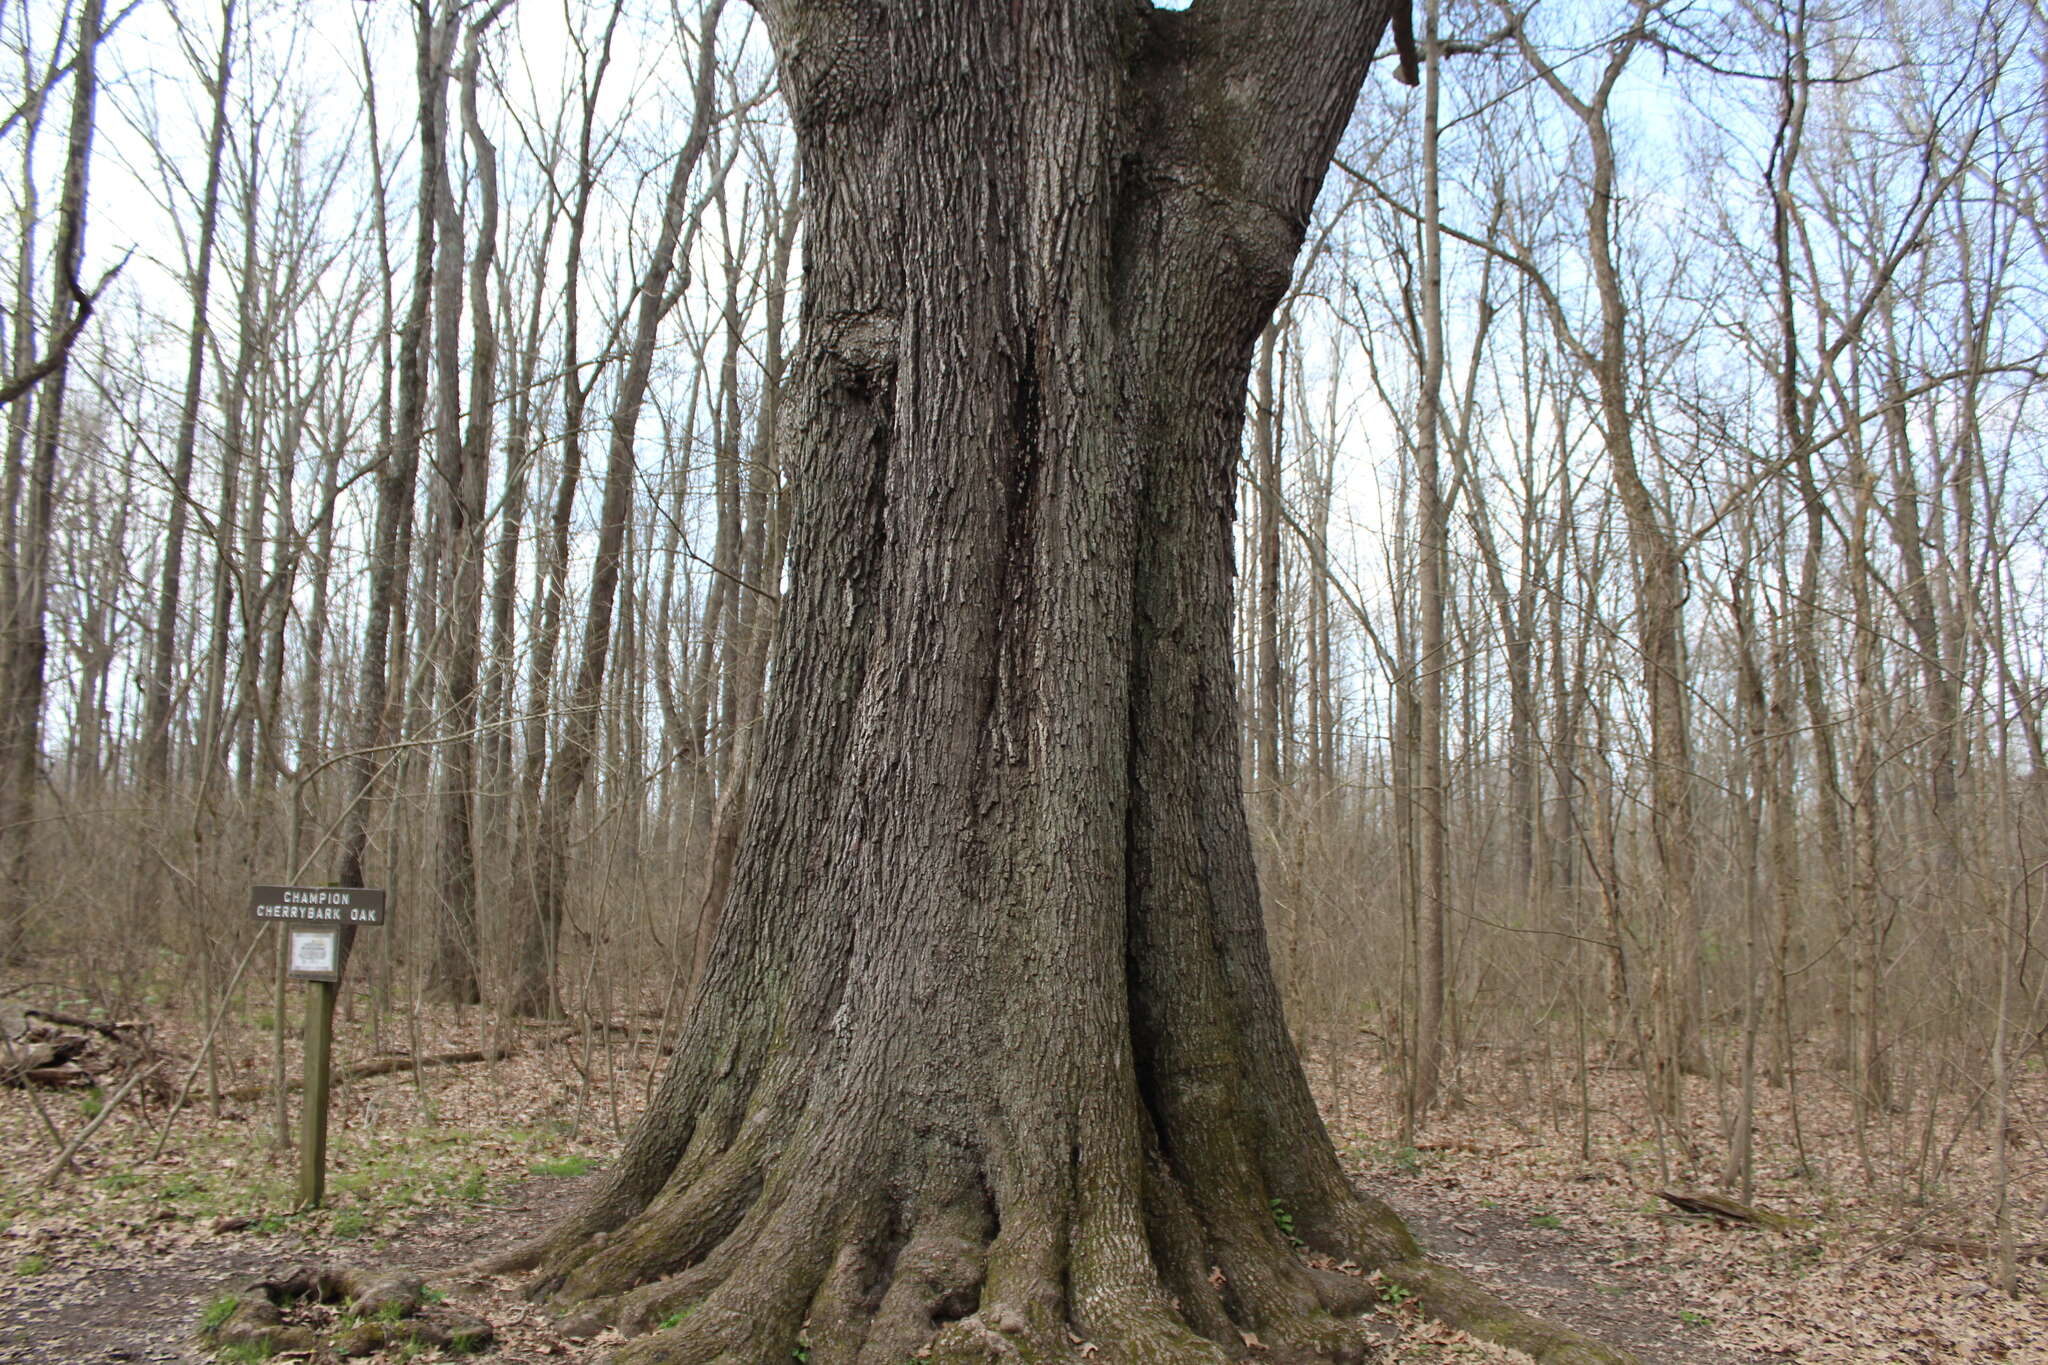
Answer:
495, 5, 1627, 1363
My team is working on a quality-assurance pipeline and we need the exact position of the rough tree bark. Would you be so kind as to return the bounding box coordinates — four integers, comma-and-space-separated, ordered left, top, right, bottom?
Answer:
490, 5, 1632, 1364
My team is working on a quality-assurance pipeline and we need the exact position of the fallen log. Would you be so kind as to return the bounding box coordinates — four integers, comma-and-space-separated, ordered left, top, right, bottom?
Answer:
222, 1045, 516, 1101
1657, 1188, 1806, 1231
5, 1004, 175, 1096
0, 1037, 88, 1084
198, 1263, 493, 1360
21, 1007, 147, 1044
23, 1065, 93, 1086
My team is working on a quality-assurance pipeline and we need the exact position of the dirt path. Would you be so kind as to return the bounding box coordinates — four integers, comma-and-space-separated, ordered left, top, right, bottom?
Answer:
1379, 1180, 1757, 1364
0, 1168, 1749, 1364
0, 1174, 594, 1365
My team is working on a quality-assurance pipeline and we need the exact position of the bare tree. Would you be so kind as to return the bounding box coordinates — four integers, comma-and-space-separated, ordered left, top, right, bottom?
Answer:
1, 0, 104, 963
505, 0, 728, 1018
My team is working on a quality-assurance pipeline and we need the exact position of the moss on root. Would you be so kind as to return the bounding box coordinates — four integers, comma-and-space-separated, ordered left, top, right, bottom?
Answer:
194, 1264, 493, 1362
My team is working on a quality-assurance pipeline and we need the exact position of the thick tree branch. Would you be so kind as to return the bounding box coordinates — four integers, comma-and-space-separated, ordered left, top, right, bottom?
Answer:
1183, 0, 1414, 229
0, 252, 129, 408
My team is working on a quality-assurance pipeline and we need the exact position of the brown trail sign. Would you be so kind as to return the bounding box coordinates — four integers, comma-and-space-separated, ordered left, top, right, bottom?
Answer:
249, 885, 389, 1207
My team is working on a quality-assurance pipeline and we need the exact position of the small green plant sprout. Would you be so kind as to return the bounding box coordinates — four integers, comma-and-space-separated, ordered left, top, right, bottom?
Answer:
1679, 1309, 1710, 1328
78, 1088, 105, 1119
450, 1328, 487, 1354
1384, 1144, 1423, 1175
1268, 1198, 1305, 1248
529, 1155, 593, 1178
1378, 1282, 1414, 1308
201, 1295, 240, 1332
160, 1175, 205, 1201
14, 1254, 48, 1276
375, 1298, 407, 1323
658, 1304, 699, 1330
1528, 1212, 1564, 1230
421, 1285, 449, 1305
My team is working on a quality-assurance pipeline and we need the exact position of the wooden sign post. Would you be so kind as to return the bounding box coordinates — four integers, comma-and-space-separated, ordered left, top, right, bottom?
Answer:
249, 886, 388, 1208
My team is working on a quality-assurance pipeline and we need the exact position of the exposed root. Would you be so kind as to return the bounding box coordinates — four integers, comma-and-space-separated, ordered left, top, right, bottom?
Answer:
1074, 1301, 1237, 1365
802, 1225, 889, 1364
1139, 1157, 1238, 1345
923, 1307, 1062, 1364
1302, 1267, 1377, 1318
596, 1235, 816, 1364
546, 1133, 773, 1304
518, 1147, 1644, 1365
855, 1195, 990, 1362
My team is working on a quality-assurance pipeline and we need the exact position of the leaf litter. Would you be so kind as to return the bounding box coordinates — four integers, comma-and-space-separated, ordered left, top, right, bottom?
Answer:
0, 985, 2041, 1362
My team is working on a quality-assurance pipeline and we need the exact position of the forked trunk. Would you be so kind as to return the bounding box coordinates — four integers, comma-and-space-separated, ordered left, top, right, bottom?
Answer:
493, 6, 1628, 1363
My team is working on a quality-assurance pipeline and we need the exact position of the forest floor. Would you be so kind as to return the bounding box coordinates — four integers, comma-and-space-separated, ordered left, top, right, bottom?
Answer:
1, 977, 2044, 1364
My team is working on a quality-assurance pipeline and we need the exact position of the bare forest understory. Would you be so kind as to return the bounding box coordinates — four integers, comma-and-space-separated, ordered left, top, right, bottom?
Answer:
2, 980, 2043, 1365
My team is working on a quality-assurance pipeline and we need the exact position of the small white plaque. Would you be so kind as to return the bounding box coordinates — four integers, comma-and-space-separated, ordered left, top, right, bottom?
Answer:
288, 928, 341, 980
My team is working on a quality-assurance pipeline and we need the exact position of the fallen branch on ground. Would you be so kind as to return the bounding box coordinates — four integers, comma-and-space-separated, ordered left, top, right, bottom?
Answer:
221, 1045, 516, 1101
41, 1061, 162, 1184
1657, 1188, 1806, 1231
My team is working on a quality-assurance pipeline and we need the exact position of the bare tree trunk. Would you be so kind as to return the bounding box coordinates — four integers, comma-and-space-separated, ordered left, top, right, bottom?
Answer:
1846, 437, 1890, 1149
0, 39, 47, 968
196, 134, 263, 800
335, 1, 455, 894
493, 9, 1630, 1362
508, 1, 627, 1009
688, 163, 798, 986
425, 2, 510, 1006
1408, 0, 1449, 1118
1, 0, 103, 963
483, 218, 550, 867
1509, 9, 1701, 1099
506, 3, 725, 1018
140, 0, 235, 803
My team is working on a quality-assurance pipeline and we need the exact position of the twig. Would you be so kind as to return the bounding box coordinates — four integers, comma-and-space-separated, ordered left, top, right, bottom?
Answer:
150, 928, 275, 1162
0, 1029, 68, 1151
41, 1061, 161, 1184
